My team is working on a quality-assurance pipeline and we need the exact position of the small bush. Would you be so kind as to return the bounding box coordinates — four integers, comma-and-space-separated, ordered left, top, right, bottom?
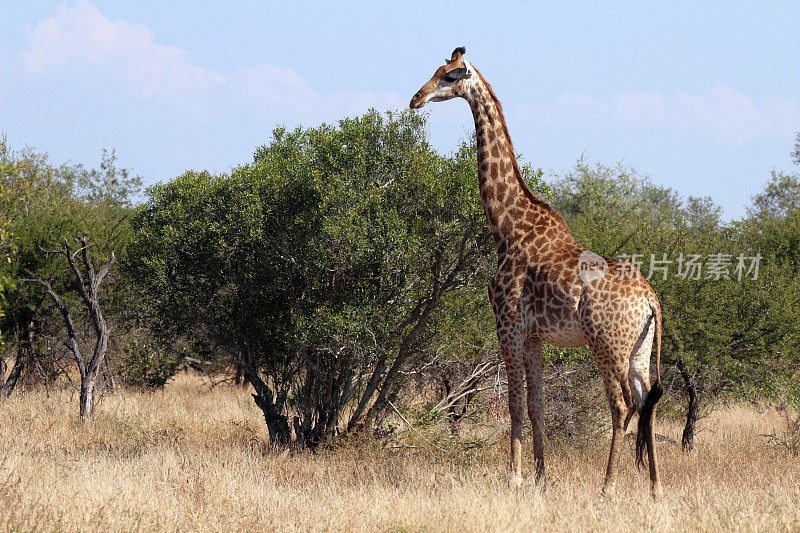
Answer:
766, 408, 800, 456
542, 362, 607, 445
119, 342, 181, 389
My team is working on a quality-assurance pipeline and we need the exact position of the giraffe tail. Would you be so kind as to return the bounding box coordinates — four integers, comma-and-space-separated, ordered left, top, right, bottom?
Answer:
635, 302, 663, 470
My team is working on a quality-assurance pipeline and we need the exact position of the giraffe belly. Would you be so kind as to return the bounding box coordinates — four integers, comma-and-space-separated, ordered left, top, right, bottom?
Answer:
538, 318, 587, 347
521, 297, 587, 347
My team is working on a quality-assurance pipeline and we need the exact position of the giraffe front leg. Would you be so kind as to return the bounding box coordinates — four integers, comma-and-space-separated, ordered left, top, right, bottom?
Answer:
489, 277, 527, 488
498, 336, 526, 488
506, 352, 525, 488
523, 337, 546, 488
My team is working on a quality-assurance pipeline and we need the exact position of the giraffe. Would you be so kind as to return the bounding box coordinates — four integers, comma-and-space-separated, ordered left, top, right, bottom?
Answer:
410, 47, 664, 499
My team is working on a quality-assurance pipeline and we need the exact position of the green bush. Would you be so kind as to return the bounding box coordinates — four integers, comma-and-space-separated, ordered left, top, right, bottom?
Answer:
119, 341, 181, 389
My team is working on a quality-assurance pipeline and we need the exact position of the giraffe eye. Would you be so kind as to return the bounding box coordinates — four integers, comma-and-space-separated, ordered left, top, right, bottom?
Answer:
443, 75, 457, 83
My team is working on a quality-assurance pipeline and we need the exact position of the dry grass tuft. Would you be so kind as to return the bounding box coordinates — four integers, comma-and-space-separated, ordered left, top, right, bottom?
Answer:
1, 373, 799, 531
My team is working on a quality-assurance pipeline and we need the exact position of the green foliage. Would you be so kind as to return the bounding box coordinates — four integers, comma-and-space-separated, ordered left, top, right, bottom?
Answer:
0, 183, 14, 338
550, 158, 684, 256
118, 339, 181, 389
749, 171, 800, 221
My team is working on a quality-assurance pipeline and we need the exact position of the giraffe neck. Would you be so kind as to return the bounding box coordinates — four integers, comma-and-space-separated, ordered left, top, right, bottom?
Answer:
465, 73, 568, 258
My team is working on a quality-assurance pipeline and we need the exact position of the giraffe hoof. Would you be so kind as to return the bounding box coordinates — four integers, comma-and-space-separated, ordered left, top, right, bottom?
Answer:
651, 484, 664, 502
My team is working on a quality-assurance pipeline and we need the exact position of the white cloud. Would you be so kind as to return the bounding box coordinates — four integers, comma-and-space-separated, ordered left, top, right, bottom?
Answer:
517, 85, 800, 145
20, 0, 398, 117
22, 0, 224, 100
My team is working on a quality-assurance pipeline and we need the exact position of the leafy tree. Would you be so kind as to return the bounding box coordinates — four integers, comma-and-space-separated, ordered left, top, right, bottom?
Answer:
1, 141, 72, 394
749, 171, 800, 220
550, 158, 683, 257
0, 140, 17, 344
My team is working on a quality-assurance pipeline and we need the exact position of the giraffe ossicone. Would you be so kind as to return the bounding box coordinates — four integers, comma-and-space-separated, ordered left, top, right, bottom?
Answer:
410, 47, 664, 500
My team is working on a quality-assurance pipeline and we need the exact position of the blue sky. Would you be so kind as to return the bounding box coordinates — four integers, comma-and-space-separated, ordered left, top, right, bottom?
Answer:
1, 1, 798, 219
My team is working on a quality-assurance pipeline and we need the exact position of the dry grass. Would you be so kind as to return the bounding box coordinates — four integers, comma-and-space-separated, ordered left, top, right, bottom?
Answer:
1, 373, 799, 532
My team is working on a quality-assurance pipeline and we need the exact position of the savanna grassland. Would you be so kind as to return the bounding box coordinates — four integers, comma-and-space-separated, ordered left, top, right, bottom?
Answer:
1, 373, 798, 532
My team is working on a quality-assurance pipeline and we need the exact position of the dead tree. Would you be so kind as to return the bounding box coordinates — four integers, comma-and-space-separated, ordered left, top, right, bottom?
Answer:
676, 357, 699, 451
22, 237, 114, 422
667, 327, 699, 452
0, 316, 37, 398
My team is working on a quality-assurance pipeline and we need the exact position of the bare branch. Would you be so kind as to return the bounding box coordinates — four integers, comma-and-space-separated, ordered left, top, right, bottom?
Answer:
432, 361, 499, 414
21, 278, 86, 376
387, 399, 445, 454
54, 238, 90, 304
39, 246, 66, 255
77, 236, 97, 283
94, 251, 116, 290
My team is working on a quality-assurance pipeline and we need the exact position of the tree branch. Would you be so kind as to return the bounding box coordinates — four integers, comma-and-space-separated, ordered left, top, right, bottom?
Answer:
21, 278, 86, 377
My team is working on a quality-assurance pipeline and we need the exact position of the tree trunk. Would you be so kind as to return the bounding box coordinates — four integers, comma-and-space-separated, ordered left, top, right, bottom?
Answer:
250, 380, 291, 445
358, 287, 445, 432
346, 242, 474, 435
240, 347, 291, 445
102, 357, 116, 392
346, 354, 389, 433
677, 358, 698, 452
79, 373, 96, 422
362, 345, 418, 431
1, 354, 25, 398
233, 361, 248, 386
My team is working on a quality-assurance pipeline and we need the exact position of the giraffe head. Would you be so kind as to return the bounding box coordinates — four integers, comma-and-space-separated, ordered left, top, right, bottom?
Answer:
410, 46, 474, 109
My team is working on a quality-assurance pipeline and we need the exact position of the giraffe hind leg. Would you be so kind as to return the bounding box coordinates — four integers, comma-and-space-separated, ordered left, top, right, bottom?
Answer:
600, 375, 628, 496
607, 347, 635, 431
588, 340, 630, 496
